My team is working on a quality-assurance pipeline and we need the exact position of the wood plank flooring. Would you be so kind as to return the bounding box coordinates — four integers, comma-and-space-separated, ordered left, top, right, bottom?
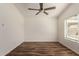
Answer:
6, 42, 78, 56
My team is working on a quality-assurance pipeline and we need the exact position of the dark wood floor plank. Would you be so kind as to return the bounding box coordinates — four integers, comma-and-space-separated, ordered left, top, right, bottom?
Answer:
6, 42, 78, 56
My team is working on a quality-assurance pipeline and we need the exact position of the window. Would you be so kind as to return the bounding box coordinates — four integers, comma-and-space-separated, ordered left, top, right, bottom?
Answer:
64, 14, 79, 42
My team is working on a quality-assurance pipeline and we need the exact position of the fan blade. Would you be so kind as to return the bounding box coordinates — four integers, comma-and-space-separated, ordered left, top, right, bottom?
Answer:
40, 3, 43, 10
36, 10, 42, 15
28, 8, 40, 11
44, 7, 56, 10
44, 11, 48, 15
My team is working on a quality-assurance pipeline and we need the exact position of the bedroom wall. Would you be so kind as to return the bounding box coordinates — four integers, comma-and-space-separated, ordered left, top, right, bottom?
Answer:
0, 4, 24, 55
58, 3, 79, 54
14, 3, 67, 42
24, 16, 57, 42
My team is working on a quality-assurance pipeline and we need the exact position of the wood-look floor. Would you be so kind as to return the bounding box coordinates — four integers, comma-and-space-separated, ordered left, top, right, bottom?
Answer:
6, 42, 78, 56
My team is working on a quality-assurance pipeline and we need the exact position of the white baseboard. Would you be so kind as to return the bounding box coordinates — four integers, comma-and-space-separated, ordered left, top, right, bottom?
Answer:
3, 41, 23, 56
24, 40, 58, 42
59, 41, 79, 55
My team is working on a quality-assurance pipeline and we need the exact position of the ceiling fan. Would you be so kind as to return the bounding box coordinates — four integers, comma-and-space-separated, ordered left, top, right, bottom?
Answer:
28, 3, 56, 15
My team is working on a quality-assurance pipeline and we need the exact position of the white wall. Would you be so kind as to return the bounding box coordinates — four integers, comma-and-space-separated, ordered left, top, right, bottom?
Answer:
58, 3, 79, 54
25, 16, 57, 42
0, 4, 24, 55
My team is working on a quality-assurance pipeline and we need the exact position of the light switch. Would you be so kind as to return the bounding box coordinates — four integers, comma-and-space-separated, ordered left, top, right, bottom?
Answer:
2, 24, 5, 27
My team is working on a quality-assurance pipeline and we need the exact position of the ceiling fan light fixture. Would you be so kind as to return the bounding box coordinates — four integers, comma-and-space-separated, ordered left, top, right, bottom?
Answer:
28, 3, 56, 15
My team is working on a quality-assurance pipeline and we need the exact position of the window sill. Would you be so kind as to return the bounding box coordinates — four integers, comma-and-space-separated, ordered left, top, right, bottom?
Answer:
64, 36, 79, 43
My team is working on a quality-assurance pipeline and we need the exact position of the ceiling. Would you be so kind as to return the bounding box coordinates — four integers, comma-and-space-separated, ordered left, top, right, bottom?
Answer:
14, 3, 69, 17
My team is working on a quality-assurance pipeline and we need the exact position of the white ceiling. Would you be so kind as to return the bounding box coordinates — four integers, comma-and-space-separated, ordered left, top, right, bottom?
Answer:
14, 3, 69, 17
